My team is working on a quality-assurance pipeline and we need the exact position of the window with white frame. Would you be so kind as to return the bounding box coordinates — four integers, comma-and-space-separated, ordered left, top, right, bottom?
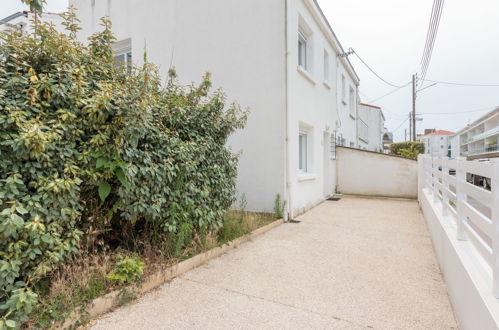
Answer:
341, 75, 346, 101
299, 132, 308, 173
298, 17, 313, 74
113, 38, 132, 73
349, 87, 355, 117
359, 119, 368, 143
323, 50, 330, 82
298, 30, 308, 70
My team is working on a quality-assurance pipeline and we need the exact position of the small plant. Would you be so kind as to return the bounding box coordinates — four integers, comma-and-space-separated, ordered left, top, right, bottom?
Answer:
107, 256, 145, 285
273, 194, 286, 219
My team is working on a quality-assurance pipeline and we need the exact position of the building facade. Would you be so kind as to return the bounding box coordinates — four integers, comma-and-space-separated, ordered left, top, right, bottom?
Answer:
451, 107, 499, 160
357, 103, 385, 152
417, 130, 454, 158
69, 0, 361, 218
0, 11, 64, 34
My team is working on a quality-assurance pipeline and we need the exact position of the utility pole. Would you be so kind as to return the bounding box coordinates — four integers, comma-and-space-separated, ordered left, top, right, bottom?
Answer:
412, 74, 417, 141
404, 128, 407, 142
408, 112, 412, 142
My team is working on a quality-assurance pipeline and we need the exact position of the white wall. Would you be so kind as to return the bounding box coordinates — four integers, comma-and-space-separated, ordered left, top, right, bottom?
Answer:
70, 0, 288, 213
286, 0, 358, 216
358, 104, 384, 152
336, 147, 418, 198
418, 134, 451, 157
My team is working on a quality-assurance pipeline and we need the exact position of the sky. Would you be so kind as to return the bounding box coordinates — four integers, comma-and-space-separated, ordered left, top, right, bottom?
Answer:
2, 0, 499, 142
317, 0, 499, 141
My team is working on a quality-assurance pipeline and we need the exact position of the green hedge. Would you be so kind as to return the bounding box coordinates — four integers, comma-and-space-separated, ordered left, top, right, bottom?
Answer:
0, 13, 246, 328
390, 142, 425, 159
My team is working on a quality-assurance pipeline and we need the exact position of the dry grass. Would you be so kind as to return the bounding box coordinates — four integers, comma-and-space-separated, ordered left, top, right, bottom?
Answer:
28, 211, 277, 328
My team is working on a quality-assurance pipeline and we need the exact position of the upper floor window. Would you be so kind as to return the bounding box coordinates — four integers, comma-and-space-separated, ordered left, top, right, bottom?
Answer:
349, 87, 355, 117
341, 75, 346, 101
298, 30, 308, 70
323, 50, 330, 82
113, 38, 132, 72
298, 17, 313, 74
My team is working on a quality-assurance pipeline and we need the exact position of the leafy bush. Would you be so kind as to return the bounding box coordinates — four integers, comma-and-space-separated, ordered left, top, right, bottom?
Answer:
107, 256, 145, 284
0, 10, 246, 327
390, 142, 425, 159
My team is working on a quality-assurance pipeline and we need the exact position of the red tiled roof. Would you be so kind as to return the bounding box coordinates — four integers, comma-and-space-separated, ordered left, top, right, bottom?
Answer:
418, 130, 454, 137
359, 103, 381, 110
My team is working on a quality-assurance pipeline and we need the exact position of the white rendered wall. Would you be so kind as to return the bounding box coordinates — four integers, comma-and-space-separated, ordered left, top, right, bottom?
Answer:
336, 147, 418, 198
70, 0, 287, 213
286, 0, 358, 216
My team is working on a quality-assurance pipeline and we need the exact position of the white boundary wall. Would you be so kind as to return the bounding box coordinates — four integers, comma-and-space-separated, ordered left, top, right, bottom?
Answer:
336, 147, 417, 198
418, 154, 499, 329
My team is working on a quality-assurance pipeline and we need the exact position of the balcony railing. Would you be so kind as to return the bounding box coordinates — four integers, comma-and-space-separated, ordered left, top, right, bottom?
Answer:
419, 155, 499, 296
462, 144, 499, 156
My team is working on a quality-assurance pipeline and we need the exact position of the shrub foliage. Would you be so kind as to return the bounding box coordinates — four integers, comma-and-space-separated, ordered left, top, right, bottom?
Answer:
390, 142, 425, 159
0, 12, 246, 328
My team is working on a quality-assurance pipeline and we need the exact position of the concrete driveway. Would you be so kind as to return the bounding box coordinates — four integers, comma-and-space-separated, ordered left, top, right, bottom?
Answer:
92, 197, 457, 330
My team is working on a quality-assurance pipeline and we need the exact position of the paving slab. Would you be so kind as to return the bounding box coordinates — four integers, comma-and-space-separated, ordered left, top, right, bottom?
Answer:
92, 197, 457, 330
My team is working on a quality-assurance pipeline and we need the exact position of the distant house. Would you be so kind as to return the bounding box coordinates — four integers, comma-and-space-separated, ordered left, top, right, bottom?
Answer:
0, 11, 64, 34
357, 103, 385, 152
450, 107, 499, 160
417, 130, 454, 157
69, 0, 364, 218
382, 131, 393, 154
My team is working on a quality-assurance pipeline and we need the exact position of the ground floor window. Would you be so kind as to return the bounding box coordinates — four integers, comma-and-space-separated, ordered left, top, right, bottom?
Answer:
299, 132, 308, 172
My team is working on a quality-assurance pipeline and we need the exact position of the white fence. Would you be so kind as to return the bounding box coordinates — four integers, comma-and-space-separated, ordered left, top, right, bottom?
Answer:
419, 155, 499, 296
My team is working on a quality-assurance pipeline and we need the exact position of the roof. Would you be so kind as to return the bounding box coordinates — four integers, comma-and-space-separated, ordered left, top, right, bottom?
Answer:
359, 103, 381, 110
418, 130, 455, 138
0, 11, 27, 25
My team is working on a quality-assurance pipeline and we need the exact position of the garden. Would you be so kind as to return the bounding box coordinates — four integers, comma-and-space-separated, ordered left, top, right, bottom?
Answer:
0, 11, 278, 329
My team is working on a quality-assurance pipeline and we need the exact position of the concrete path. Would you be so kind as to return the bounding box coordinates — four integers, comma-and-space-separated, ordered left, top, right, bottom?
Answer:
92, 197, 457, 330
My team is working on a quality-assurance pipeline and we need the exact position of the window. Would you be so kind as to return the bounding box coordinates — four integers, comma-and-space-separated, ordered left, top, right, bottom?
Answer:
349, 87, 355, 117
323, 50, 330, 82
298, 30, 308, 70
114, 52, 132, 72
341, 75, 346, 101
299, 132, 308, 172
113, 38, 132, 72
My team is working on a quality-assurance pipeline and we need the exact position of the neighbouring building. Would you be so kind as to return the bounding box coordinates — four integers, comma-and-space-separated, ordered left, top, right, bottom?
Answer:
0, 10, 64, 34
417, 129, 454, 158
382, 130, 393, 154
357, 103, 385, 152
67, 0, 363, 218
451, 107, 499, 160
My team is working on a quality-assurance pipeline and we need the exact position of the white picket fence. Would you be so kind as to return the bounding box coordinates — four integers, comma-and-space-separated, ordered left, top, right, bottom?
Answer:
419, 155, 499, 297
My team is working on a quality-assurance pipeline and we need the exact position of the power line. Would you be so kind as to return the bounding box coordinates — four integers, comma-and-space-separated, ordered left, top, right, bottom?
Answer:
367, 82, 411, 103
420, 0, 445, 83
392, 116, 410, 133
422, 105, 497, 115
351, 50, 406, 88
423, 79, 499, 87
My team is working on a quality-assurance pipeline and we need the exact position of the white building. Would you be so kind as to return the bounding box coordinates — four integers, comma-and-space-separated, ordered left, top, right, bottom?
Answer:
69, 0, 361, 218
451, 107, 499, 160
357, 103, 385, 152
0, 11, 64, 34
417, 130, 454, 158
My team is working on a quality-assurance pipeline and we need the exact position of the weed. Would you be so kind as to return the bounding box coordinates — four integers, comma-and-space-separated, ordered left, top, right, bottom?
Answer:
273, 194, 286, 219
107, 256, 145, 285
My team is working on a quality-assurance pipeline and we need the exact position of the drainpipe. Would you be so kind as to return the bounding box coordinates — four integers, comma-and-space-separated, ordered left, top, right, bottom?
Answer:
284, 0, 292, 222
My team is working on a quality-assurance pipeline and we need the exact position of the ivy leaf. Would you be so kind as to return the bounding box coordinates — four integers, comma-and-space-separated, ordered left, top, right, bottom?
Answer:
115, 168, 129, 188
98, 182, 111, 202
96, 158, 107, 169
5, 320, 16, 328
